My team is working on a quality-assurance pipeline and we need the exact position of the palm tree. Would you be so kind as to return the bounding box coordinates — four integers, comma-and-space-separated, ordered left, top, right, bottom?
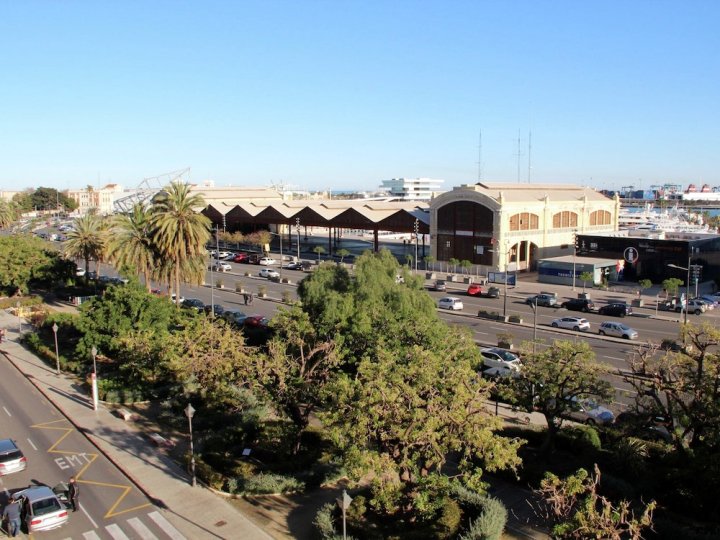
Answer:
0, 200, 17, 229
63, 213, 106, 276
109, 204, 156, 291
150, 182, 211, 305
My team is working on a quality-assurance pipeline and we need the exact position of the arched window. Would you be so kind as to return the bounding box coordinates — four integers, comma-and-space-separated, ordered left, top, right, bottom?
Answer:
509, 212, 539, 231
589, 210, 611, 226
552, 211, 578, 228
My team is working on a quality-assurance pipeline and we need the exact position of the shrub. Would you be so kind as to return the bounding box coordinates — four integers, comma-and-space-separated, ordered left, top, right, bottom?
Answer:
459, 496, 507, 540
345, 494, 366, 524
258, 285, 267, 297
314, 503, 341, 540
0, 295, 43, 310
452, 484, 487, 510
239, 472, 304, 494
235, 281, 244, 292
559, 425, 601, 453
432, 497, 462, 539
215, 278, 224, 289
281, 290, 292, 303
508, 314, 522, 323
193, 456, 224, 490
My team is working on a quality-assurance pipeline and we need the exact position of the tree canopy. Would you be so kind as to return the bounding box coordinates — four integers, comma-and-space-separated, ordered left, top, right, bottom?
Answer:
0, 235, 72, 295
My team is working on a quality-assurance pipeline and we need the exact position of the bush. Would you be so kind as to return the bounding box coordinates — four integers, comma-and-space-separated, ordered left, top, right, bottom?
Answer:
239, 472, 304, 494
559, 425, 601, 453
215, 278, 224, 289
314, 503, 341, 540
0, 295, 43, 310
234, 281, 244, 292
258, 285, 267, 297
281, 290, 292, 303
508, 314, 522, 323
460, 496, 507, 540
432, 497, 462, 539
345, 494, 367, 524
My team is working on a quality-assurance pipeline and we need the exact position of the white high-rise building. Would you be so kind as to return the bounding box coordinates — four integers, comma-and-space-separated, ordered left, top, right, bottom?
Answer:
380, 177, 444, 201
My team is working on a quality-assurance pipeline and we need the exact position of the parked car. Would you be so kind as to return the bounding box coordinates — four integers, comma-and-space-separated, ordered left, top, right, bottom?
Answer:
679, 299, 707, 314
551, 317, 591, 332
525, 293, 557, 307
182, 298, 205, 311
222, 309, 248, 327
283, 261, 303, 270
75, 267, 86, 277
699, 295, 719, 308
203, 304, 225, 317
216, 251, 232, 259
598, 303, 632, 317
561, 298, 595, 312
482, 286, 501, 298
479, 347, 522, 375
695, 298, 715, 311
16, 485, 69, 532
438, 297, 464, 311
233, 252, 249, 263
212, 262, 232, 272
429, 280, 446, 292
258, 257, 278, 266
562, 398, 615, 425
86, 270, 98, 280
0, 439, 27, 476
244, 315, 271, 329
614, 411, 672, 442
259, 268, 280, 279
466, 284, 484, 296
170, 293, 185, 304
598, 321, 638, 339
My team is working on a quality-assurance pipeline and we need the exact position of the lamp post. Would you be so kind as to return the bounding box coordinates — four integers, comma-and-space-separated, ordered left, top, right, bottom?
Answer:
503, 241, 510, 318
91, 346, 98, 411
413, 219, 419, 273
295, 218, 301, 261
572, 231, 577, 291
52, 323, 60, 375
16, 300, 21, 336
667, 247, 696, 327
185, 403, 197, 487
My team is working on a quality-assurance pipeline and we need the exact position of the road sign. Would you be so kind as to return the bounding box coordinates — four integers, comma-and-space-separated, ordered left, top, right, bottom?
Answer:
624, 247, 639, 264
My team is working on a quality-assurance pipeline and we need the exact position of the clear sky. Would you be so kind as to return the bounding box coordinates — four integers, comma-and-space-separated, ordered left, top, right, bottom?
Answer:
2, 0, 718, 193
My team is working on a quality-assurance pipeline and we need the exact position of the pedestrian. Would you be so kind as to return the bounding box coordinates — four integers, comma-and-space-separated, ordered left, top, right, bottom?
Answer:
2, 495, 21, 537
247, 293, 253, 305
243, 293, 249, 305
68, 477, 79, 512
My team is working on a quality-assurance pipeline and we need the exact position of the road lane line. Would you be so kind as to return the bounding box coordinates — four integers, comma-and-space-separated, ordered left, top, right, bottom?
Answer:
127, 517, 158, 539
605, 356, 626, 362
80, 503, 99, 529
26, 438, 37, 451
148, 511, 186, 540
106, 523, 131, 539
2, 406, 11, 416
83, 531, 102, 539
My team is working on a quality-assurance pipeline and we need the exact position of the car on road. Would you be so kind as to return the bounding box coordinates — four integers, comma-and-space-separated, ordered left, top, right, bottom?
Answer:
679, 299, 707, 315
222, 309, 248, 327
561, 298, 595, 312
16, 485, 69, 532
525, 293, 557, 307
182, 298, 205, 311
86, 270, 98, 280
170, 293, 185, 304
551, 317, 591, 332
479, 347, 522, 375
438, 297, 464, 310
204, 304, 225, 317
482, 286, 501, 298
598, 321, 638, 339
211, 262, 232, 272
244, 315, 271, 329
259, 268, 280, 279
466, 284, 484, 296
562, 398, 615, 426
429, 280, 446, 292
216, 251, 232, 259
0, 439, 27, 476
597, 303, 632, 317
282, 261, 303, 270
699, 295, 719, 308
75, 267, 86, 277
233, 252, 249, 263
258, 257, 278, 266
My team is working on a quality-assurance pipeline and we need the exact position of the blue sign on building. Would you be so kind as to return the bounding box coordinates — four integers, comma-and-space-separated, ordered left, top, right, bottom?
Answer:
488, 272, 516, 285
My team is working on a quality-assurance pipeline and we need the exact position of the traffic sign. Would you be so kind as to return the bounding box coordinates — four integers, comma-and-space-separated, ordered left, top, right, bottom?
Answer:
624, 247, 639, 264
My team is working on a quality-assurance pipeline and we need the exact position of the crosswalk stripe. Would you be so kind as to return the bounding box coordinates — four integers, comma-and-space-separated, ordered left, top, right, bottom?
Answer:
83, 532, 102, 540
148, 511, 186, 540
106, 523, 131, 539
127, 517, 159, 540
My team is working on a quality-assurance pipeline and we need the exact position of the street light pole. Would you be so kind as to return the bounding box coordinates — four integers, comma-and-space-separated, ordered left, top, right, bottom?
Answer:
295, 218, 301, 261
503, 241, 509, 319
572, 231, 577, 291
532, 296, 538, 355
16, 301, 21, 336
52, 323, 60, 375
413, 219, 419, 273
91, 346, 98, 411
185, 404, 197, 487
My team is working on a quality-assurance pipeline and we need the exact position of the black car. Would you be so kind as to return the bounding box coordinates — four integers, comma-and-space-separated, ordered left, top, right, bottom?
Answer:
222, 309, 248, 327
204, 304, 225, 317
598, 303, 632, 317
182, 298, 205, 311
561, 298, 595, 312
482, 286, 501, 298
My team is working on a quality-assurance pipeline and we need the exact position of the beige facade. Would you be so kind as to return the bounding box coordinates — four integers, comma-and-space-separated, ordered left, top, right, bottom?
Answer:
67, 184, 121, 215
429, 183, 619, 271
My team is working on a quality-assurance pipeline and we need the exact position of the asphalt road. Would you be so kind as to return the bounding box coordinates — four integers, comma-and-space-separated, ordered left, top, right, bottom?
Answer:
0, 357, 183, 539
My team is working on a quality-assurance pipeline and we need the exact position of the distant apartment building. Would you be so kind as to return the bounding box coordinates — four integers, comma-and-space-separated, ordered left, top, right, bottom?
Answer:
67, 184, 123, 215
0, 190, 22, 202
380, 177, 444, 201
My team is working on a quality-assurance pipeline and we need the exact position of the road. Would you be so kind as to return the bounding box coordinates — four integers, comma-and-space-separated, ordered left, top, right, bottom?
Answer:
0, 357, 185, 539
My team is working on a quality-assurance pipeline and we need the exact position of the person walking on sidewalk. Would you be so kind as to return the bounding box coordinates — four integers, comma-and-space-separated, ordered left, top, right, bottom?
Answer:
2, 495, 22, 537
68, 477, 79, 512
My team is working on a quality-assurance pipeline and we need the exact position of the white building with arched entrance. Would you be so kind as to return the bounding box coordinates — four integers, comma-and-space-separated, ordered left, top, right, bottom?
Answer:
429, 183, 619, 272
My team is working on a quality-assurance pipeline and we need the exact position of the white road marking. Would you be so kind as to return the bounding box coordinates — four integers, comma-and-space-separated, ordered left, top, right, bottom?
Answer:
127, 517, 159, 539
106, 523, 131, 539
83, 531, 102, 540
605, 356, 626, 362
80, 503, 98, 529
26, 438, 37, 451
148, 511, 186, 540
2, 406, 11, 416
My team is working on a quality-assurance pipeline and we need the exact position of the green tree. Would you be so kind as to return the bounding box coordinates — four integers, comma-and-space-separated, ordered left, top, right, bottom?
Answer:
460, 259, 472, 275
0, 236, 70, 295
12, 190, 34, 213
579, 271, 594, 292
63, 213, 106, 276
245, 230, 272, 253
336, 248, 350, 264
510, 340, 613, 451
423, 255, 435, 271
637, 279, 652, 297
150, 182, 211, 305
662, 277, 683, 297
313, 245, 326, 261
28, 187, 77, 212
255, 305, 341, 455
449, 257, 460, 273
108, 204, 156, 291
0, 200, 19, 228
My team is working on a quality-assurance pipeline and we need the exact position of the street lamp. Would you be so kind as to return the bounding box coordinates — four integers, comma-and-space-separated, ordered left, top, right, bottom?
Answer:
572, 231, 577, 291
413, 219, 419, 273
91, 346, 98, 411
185, 403, 197, 487
667, 247, 696, 327
295, 218, 301, 261
16, 300, 21, 336
52, 323, 60, 375
503, 241, 510, 318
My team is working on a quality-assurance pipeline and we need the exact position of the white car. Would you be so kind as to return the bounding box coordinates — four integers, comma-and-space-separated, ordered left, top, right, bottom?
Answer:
598, 321, 638, 340
551, 317, 591, 332
75, 267, 86, 277
480, 347, 522, 375
438, 297, 463, 310
170, 293, 185, 304
563, 398, 616, 425
217, 251, 232, 259
259, 268, 280, 279
16, 485, 69, 532
258, 257, 278, 266
212, 262, 232, 272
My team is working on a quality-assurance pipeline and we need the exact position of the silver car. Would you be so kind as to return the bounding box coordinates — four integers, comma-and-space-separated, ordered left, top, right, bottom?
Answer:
0, 439, 27, 476
551, 317, 590, 332
438, 297, 464, 310
17, 485, 69, 532
563, 398, 615, 425
598, 321, 638, 340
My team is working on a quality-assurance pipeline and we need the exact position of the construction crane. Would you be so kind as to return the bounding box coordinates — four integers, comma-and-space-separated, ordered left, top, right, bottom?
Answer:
113, 167, 191, 214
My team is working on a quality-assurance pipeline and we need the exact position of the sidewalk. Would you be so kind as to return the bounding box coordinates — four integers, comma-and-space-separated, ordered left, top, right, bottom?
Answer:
0, 309, 273, 540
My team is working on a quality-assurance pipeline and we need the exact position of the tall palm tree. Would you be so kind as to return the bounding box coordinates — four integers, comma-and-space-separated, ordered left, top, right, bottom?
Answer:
63, 213, 106, 275
150, 182, 211, 305
0, 200, 17, 229
109, 204, 156, 291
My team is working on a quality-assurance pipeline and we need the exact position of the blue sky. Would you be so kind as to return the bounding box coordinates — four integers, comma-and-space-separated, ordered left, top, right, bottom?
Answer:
2, 0, 718, 193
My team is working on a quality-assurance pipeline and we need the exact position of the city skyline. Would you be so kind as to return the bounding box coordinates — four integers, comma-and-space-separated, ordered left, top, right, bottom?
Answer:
3, 1, 718, 193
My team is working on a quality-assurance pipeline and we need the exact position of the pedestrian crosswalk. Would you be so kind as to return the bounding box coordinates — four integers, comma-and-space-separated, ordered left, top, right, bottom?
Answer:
60, 511, 186, 540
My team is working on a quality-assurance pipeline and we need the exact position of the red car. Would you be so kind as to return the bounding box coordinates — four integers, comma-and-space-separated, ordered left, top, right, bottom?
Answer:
233, 253, 249, 263
244, 315, 270, 329
467, 284, 484, 296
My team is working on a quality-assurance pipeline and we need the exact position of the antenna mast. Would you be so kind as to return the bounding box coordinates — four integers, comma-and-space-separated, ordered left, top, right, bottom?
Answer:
477, 131, 482, 182
516, 129, 523, 183
527, 130, 532, 183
